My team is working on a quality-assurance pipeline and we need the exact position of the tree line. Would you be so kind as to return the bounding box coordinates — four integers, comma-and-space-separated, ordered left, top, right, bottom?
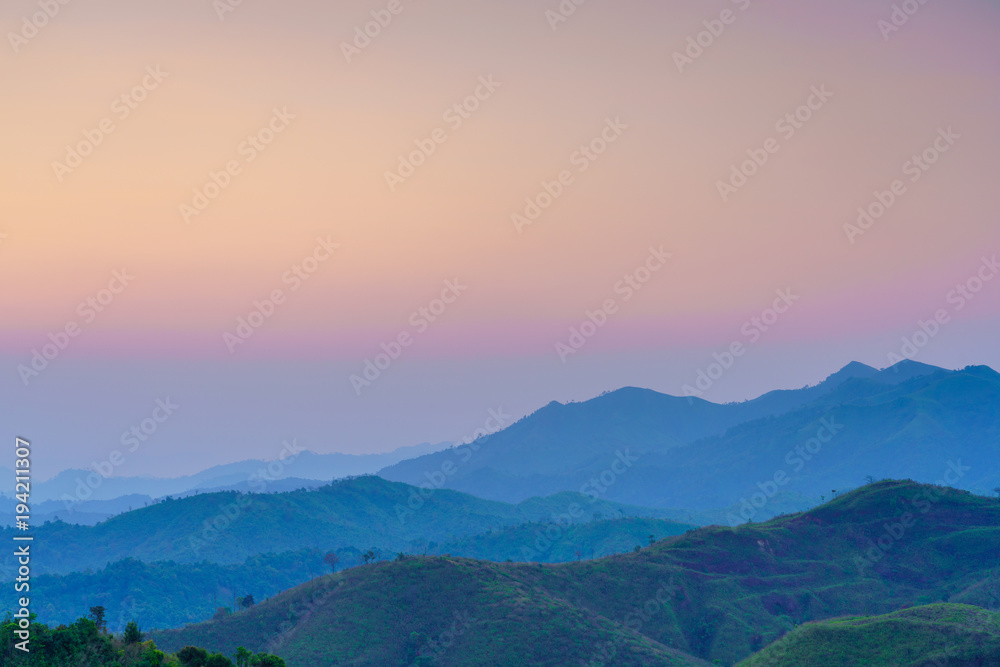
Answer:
1, 607, 285, 667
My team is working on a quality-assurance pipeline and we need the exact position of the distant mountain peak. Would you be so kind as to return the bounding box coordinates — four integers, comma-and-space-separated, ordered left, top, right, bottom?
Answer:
823, 361, 880, 385
819, 359, 948, 389
839, 360, 879, 374
879, 359, 948, 381
591, 386, 668, 403
962, 364, 1000, 380
883, 358, 943, 372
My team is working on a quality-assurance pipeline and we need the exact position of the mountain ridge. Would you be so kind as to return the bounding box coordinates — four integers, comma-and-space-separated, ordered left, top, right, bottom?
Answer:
6, 441, 452, 502
148, 480, 1000, 666
379, 362, 998, 511
0, 475, 697, 578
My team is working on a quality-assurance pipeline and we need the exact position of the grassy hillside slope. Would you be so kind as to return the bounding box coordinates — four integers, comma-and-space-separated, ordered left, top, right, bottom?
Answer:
22, 517, 696, 632
154, 557, 710, 666
152, 481, 1000, 666
737, 604, 1000, 666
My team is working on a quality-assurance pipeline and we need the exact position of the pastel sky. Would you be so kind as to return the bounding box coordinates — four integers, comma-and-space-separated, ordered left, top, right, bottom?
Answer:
2, 0, 999, 479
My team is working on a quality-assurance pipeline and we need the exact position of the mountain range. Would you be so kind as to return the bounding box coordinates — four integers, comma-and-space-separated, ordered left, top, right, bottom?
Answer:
148, 481, 1000, 666
18, 514, 699, 634
380, 361, 1000, 516
0, 476, 696, 578
14, 360, 999, 527
6, 360, 1000, 665
0, 440, 450, 503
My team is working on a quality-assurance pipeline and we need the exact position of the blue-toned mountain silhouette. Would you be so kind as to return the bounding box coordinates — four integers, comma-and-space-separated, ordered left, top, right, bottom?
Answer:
380, 361, 1000, 513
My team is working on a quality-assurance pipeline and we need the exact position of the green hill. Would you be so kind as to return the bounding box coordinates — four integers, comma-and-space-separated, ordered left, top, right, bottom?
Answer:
0, 476, 693, 578
430, 516, 693, 562
737, 604, 1000, 666
22, 551, 325, 633
150, 480, 1000, 666
153, 556, 710, 667
22, 517, 696, 632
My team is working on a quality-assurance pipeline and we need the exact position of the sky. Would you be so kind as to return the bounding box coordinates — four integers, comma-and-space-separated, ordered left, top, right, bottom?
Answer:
2, 0, 999, 479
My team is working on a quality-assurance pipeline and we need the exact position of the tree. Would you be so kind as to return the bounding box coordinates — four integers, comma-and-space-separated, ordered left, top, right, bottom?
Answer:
235, 647, 253, 667
206, 653, 235, 667
362, 549, 375, 565
240, 594, 255, 609
123, 620, 143, 644
143, 642, 166, 666
89, 605, 106, 633
865, 475, 875, 484
178, 645, 209, 667
648, 534, 655, 547
994, 486, 1000, 502
1, 614, 118, 664
250, 654, 287, 667
323, 551, 340, 573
